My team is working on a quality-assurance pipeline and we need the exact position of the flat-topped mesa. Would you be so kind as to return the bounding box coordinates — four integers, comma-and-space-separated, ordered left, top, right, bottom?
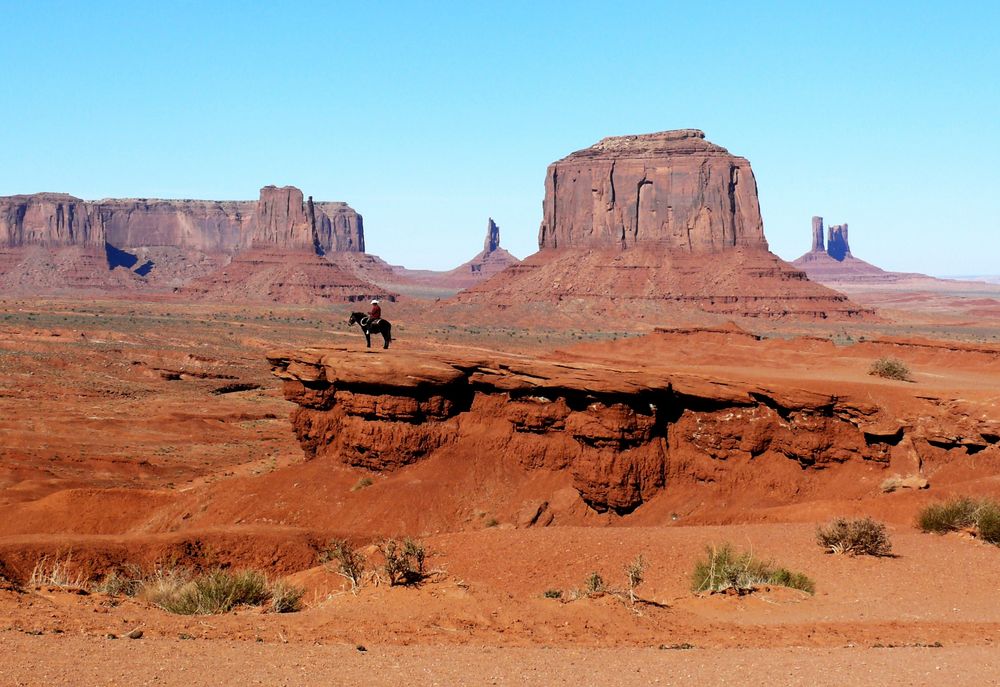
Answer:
538, 129, 767, 252
0, 186, 365, 255
0, 194, 102, 247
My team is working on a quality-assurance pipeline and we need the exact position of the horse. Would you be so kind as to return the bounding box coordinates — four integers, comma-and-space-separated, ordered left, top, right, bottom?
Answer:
348, 311, 392, 349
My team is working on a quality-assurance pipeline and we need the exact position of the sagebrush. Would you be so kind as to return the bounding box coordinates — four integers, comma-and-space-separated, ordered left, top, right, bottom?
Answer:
321, 538, 366, 591
380, 538, 426, 586
869, 357, 911, 381
816, 517, 893, 556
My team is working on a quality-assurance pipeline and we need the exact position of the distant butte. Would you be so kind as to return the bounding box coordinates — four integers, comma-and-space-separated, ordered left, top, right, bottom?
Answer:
457, 129, 873, 322
792, 216, 919, 284
0, 186, 392, 303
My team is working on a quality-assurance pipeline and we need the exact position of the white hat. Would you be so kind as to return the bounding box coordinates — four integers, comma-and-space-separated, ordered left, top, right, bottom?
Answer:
371, 299, 379, 304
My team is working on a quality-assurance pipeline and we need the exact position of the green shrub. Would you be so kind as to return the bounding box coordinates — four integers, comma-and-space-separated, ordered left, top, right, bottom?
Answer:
917, 497, 980, 533
975, 503, 1000, 545
543, 589, 563, 599
869, 358, 911, 381
691, 543, 814, 595
816, 517, 893, 556
380, 538, 426, 586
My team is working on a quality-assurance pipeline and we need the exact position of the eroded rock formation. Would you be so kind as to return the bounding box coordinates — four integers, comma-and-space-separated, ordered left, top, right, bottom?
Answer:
457, 130, 872, 321
538, 129, 766, 252
267, 340, 999, 514
0, 186, 376, 300
794, 216, 908, 283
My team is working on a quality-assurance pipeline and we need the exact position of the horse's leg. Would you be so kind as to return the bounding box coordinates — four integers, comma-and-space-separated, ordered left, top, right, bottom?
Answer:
364, 329, 372, 348
383, 323, 391, 349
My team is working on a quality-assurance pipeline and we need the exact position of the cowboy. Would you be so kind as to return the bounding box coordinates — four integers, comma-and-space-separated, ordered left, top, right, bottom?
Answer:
368, 299, 381, 325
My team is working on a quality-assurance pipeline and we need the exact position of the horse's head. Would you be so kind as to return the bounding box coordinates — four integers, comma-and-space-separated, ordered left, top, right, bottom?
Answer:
348, 312, 360, 325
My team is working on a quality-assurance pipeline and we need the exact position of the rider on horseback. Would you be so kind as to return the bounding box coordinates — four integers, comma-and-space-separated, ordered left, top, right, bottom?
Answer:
367, 299, 381, 326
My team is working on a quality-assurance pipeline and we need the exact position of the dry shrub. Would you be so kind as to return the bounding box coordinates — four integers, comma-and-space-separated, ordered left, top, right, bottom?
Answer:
29, 555, 86, 590
816, 517, 893, 556
269, 581, 305, 613
869, 357, 911, 381
321, 538, 366, 592
145, 569, 270, 615
625, 555, 645, 603
691, 543, 814, 595
380, 538, 426, 586
583, 571, 605, 595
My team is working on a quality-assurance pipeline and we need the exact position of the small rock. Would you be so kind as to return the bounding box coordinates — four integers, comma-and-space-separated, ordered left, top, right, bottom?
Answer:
356, 644, 367, 652
125, 629, 143, 639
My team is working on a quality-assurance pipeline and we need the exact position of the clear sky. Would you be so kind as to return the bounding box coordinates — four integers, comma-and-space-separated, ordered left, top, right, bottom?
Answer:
2, 1, 997, 274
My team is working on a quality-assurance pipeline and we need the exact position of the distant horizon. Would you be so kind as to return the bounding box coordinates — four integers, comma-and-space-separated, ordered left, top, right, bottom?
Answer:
3, 2, 997, 274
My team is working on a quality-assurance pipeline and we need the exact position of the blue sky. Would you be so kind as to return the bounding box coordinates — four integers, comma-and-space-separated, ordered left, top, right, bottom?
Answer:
2, 1, 997, 274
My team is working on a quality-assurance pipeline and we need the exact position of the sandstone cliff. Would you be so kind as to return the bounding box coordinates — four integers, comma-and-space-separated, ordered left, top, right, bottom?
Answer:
0, 194, 102, 247
268, 335, 1000, 515
457, 130, 872, 322
538, 129, 766, 252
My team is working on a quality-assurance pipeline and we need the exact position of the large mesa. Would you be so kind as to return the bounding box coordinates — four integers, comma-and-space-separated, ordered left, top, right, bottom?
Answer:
538, 129, 766, 252
457, 129, 872, 322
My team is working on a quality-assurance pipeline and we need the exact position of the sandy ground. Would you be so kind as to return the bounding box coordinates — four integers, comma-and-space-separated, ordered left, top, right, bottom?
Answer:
2, 297, 1000, 684
4, 634, 999, 687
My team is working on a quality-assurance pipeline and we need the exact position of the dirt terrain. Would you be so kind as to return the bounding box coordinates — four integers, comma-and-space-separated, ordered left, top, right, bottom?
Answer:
1, 296, 999, 684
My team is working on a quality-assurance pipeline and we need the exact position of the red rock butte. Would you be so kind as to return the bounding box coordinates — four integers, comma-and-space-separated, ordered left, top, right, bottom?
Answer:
458, 129, 872, 321
0, 186, 392, 303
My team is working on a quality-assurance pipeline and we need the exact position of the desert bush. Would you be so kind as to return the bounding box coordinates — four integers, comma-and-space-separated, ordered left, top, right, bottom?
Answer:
917, 497, 980, 533
29, 555, 86, 590
816, 517, 893, 556
691, 543, 814, 595
869, 357, 911, 381
543, 588, 563, 599
625, 555, 645, 603
975, 502, 1000, 545
269, 581, 305, 613
94, 565, 147, 596
380, 538, 426, 586
321, 538, 366, 591
583, 571, 605, 595
350, 476, 373, 492
146, 569, 270, 615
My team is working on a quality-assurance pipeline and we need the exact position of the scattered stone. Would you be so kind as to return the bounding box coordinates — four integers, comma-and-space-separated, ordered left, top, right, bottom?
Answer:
125, 629, 143, 639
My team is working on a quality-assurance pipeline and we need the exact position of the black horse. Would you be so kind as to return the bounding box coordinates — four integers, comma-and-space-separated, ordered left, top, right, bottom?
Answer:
348, 312, 392, 349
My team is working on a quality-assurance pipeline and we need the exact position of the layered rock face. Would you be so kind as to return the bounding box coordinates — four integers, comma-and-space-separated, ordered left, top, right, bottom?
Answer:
0, 186, 374, 300
1, 194, 102, 247
538, 129, 766, 252
458, 130, 872, 321
269, 340, 997, 514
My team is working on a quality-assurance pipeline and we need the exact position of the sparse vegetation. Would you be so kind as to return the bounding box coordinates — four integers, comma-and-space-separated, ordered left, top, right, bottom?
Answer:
918, 497, 1000, 545
917, 497, 981, 533
269, 581, 305, 613
29, 555, 86, 590
625, 555, 645, 603
484, 517, 499, 528
146, 569, 271, 615
350, 476, 374, 492
543, 588, 563, 599
321, 538, 366, 592
583, 571, 605, 595
691, 543, 814, 595
816, 517, 893, 556
380, 538, 426, 586
869, 357, 912, 381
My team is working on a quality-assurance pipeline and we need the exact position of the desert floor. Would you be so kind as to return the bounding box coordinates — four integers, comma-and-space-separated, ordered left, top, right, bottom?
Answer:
1, 295, 999, 685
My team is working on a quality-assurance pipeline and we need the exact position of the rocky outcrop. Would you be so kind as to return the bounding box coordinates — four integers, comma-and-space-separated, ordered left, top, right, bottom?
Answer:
538, 129, 766, 252
793, 216, 913, 283
0, 194, 102, 247
267, 341, 998, 514
456, 131, 873, 322
0, 186, 364, 255
0, 186, 370, 300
